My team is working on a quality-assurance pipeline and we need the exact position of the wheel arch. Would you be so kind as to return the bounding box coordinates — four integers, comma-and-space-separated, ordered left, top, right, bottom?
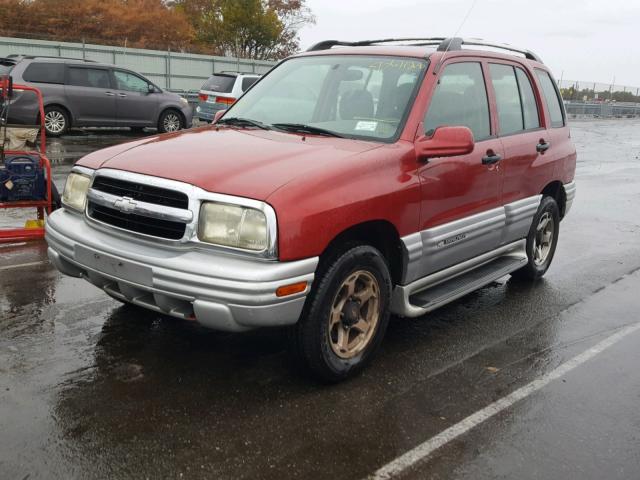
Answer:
320, 220, 405, 286
540, 180, 566, 218
158, 107, 185, 127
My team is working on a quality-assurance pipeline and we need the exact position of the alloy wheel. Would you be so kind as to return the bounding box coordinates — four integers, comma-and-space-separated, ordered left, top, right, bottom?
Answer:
328, 270, 380, 359
533, 211, 555, 265
45, 110, 66, 134
163, 113, 181, 132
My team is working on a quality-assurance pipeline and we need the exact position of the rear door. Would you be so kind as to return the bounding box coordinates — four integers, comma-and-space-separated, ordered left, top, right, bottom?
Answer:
64, 65, 117, 126
487, 62, 552, 244
112, 69, 160, 127
416, 60, 505, 276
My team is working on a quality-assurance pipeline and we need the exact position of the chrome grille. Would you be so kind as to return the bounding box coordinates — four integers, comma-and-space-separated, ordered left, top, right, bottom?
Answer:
87, 174, 192, 240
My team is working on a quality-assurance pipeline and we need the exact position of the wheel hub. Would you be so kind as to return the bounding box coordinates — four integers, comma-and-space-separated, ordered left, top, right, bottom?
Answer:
341, 299, 361, 328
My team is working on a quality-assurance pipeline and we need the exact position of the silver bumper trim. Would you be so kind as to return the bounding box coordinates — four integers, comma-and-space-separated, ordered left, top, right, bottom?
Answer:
46, 209, 318, 332
563, 181, 576, 216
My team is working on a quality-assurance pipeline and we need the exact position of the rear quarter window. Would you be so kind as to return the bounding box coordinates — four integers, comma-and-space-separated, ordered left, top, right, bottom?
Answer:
23, 62, 65, 84
241, 77, 258, 91
202, 75, 236, 93
535, 69, 565, 128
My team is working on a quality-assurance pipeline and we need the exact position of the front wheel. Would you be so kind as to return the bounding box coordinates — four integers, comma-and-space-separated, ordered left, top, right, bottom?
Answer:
512, 196, 560, 280
158, 110, 184, 133
44, 106, 69, 136
289, 244, 392, 382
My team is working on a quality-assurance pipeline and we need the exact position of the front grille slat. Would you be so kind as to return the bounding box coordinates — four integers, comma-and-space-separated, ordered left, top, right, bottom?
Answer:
92, 177, 189, 209
89, 175, 190, 240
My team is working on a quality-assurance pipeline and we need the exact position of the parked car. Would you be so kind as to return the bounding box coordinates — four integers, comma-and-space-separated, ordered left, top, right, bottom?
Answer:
1, 55, 192, 136
46, 37, 576, 382
195, 72, 260, 122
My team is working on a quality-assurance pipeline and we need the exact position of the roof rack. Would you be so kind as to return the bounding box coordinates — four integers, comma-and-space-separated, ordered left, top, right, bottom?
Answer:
306, 37, 543, 63
6, 54, 97, 63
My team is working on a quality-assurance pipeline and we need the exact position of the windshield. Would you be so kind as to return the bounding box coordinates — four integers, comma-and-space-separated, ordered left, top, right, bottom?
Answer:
223, 55, 427, 141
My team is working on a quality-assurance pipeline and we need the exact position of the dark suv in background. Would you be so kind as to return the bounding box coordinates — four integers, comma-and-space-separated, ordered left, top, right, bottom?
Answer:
0, 55, 192, 136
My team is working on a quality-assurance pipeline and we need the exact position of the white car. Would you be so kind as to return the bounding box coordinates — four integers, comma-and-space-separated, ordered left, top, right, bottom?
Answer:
195, 72, 260, 122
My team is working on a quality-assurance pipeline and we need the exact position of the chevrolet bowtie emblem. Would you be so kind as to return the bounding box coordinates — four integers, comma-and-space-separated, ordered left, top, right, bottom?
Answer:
113, 196, 137, 214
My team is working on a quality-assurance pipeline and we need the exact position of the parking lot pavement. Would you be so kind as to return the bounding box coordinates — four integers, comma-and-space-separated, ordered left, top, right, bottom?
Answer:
1, 120, 640, 479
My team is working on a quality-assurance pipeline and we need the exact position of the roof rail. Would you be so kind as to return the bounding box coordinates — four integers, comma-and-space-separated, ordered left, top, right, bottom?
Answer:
8, 54, 97, 63
307, 38, 446, 51
306, 37, 543, 63
437, 37, 543, 63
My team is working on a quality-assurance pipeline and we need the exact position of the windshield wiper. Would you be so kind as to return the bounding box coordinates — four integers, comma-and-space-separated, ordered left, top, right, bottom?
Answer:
217, 117, 271, 130
272, 123, 345, 138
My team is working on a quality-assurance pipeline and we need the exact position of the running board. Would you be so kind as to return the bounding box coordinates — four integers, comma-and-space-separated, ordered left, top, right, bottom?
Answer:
390, 240, 527, 318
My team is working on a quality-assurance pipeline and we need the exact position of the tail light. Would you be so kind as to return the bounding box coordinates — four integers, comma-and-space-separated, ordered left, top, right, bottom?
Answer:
215, 96, 236, 106
198, 93, 208, 102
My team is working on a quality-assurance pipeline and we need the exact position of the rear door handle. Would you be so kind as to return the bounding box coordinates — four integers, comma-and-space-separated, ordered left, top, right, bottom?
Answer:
105, 92, 115, 96
117, 93, 127, 98
536, 140, 551, 153
482, 152, 502, 165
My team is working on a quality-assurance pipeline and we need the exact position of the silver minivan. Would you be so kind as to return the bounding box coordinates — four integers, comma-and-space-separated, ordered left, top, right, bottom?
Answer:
195, 72, 260, 123
1, 55, 193, 136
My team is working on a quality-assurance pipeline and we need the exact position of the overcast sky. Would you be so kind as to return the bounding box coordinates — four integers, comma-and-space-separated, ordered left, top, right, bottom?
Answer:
298, 0, 640, 88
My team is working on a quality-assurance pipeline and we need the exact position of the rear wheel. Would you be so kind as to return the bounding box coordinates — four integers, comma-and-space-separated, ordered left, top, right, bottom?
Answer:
158, 110, 184, 133
44, 106, 69, 136
289, 244, 392, 382
512, 196, 560, 280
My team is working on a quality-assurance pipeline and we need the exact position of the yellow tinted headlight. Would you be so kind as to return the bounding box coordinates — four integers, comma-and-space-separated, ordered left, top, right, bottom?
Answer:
62, 172, 91, 212
198, 202, 268, 251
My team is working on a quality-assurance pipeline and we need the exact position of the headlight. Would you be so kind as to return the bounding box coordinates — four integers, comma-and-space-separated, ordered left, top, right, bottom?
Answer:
62, 172, 91, 212
198, 202, 268, 251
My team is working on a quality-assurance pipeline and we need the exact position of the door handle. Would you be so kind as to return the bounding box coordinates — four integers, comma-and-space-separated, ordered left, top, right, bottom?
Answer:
105, 92, 115, 96
536, 140, 551, 153
482, 152, 502, 165
117, 93, 127, 98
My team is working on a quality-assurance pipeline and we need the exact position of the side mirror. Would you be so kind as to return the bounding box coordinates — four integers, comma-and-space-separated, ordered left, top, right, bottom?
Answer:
416, 126, 475, 160
148, 84, 155, 94
212, 109, 226, 124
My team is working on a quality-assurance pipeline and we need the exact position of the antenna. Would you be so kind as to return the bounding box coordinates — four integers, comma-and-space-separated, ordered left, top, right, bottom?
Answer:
434, 0, 480, 75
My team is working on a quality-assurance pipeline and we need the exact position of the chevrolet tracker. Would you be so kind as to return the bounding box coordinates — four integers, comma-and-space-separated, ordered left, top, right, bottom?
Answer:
46, 37, 577, 382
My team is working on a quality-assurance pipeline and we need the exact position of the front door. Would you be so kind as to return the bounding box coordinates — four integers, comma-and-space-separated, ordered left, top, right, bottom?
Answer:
416, 60, 504, 277
112, 69, 159, 127
64, 66, 117, 126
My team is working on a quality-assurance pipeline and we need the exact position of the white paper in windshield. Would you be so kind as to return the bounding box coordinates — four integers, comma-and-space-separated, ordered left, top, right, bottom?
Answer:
355, 121, 378, 132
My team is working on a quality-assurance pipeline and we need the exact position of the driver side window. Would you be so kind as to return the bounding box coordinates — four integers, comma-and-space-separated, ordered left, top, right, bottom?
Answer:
424, 62, 490, 141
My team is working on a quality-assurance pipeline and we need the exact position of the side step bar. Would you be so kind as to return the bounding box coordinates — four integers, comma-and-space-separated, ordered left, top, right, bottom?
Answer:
391, 240, 527, 318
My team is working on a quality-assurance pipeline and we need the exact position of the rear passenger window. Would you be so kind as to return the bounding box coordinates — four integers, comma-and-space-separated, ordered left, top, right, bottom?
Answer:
424, 62, 490, 140
489, 64, 523, 135
241, 77, 258, 91
67, 68, 111, 89
515, 68, 540, 130
536, 69, 565, 127
23, 63, 65, 84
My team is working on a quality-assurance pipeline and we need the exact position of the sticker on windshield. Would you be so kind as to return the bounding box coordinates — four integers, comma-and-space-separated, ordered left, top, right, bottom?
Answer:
355, 121, 378, 132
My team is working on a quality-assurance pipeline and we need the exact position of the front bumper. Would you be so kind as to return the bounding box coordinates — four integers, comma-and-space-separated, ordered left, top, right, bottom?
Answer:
46, 209, 318, 332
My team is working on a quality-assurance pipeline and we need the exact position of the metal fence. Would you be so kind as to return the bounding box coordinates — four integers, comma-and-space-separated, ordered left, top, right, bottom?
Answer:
559, 79, 640, 118
0, 36, 277, 92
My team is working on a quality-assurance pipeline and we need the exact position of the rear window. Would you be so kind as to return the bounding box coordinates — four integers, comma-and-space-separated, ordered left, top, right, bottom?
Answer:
241, 77, 258, 91
202, 74, 236, 93
23, 62, 65, 84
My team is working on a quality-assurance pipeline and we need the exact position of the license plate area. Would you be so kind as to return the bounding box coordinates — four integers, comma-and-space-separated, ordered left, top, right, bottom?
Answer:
75, 245, 152, 287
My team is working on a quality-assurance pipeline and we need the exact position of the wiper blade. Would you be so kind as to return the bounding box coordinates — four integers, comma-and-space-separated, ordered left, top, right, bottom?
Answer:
272, 123, 344, 138
217, 117, 271, 130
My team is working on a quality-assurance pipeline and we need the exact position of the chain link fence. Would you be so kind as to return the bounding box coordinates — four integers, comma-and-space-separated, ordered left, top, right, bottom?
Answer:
559, 79, 640, 118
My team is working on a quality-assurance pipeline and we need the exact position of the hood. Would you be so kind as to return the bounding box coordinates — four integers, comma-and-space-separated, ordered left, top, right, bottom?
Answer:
76, 127, 381, 200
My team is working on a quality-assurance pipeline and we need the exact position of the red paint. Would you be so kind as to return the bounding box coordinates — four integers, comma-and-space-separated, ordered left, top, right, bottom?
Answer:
76, 47, 576, 261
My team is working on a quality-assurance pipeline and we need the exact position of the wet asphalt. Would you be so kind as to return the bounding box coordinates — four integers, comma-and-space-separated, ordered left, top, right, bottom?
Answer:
1, 121, 640, 479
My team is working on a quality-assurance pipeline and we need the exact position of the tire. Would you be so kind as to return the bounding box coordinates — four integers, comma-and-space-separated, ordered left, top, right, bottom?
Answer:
511, 196, 560, 280
44, 106, 69, 136
289, 244, 392, 382
157, 110, 184, 133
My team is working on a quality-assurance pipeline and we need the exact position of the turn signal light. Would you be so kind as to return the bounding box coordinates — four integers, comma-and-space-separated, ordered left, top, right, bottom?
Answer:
276, 282, 308, 297
198, 93, 208, 102
215, 96, 236, 106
